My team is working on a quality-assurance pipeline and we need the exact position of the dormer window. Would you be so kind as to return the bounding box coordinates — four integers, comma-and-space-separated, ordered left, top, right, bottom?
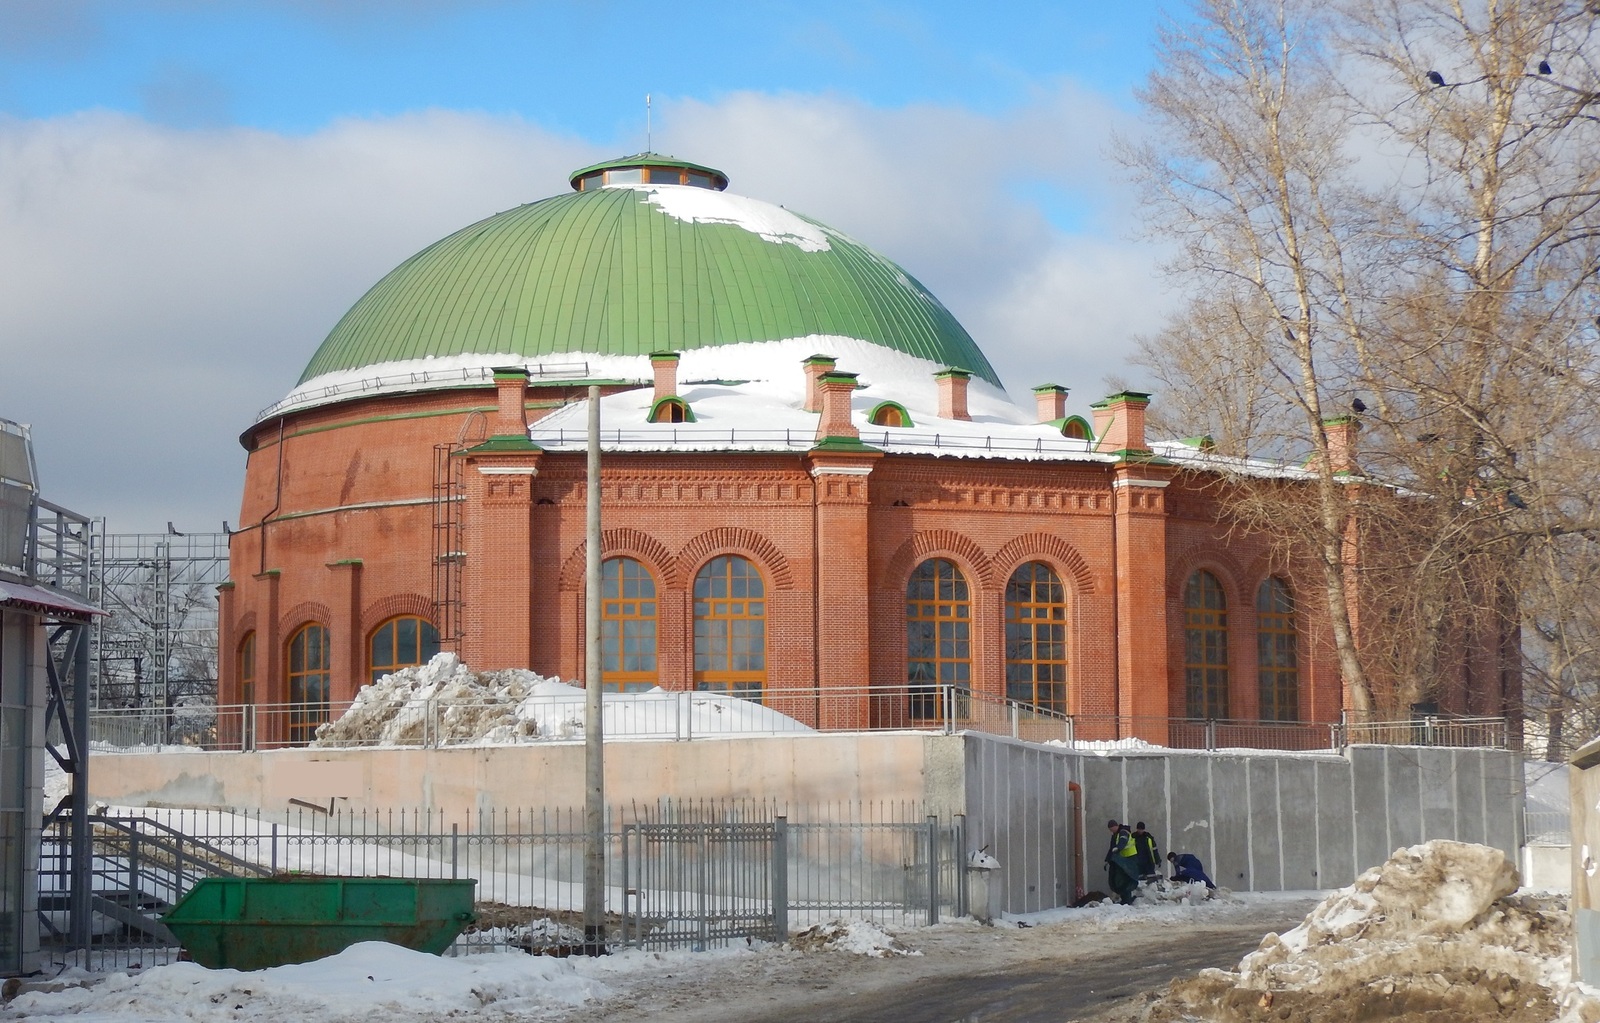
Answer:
649, 397, 695, 424
869, 401, 913, 428
1060, 416, 1091, 441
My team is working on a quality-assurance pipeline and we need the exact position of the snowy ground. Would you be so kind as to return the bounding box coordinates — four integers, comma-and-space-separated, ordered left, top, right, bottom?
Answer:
9, 842, 1596, 1023
5, 891, 1316, 1022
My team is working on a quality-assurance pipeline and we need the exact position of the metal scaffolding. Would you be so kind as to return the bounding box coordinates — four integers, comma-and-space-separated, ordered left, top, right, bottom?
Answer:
89, 531, 229, 723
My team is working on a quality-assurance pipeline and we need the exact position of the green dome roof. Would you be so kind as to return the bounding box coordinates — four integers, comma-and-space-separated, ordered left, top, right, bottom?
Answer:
297, 176, 1000, 387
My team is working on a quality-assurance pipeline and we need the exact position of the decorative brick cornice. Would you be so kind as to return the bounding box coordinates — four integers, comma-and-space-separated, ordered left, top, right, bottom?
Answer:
360, 592, 436, 637
676, 526, 796, 591
992, 533, 1099, 596
279, 600, 333, 638
557, 528, 683, 592
1165, 544, 1248, 604
883, 529, 995, 590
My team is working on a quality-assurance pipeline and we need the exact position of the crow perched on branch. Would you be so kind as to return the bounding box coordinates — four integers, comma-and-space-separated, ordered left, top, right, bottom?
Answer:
1427, 70, 1446, 86
1351, 397, 1368, 414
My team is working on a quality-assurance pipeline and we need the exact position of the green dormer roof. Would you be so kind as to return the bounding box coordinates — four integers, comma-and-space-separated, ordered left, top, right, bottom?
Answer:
297, 167, 1001, 388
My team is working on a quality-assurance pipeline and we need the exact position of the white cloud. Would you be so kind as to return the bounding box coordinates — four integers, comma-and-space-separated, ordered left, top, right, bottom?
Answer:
0, 92, 1169, 533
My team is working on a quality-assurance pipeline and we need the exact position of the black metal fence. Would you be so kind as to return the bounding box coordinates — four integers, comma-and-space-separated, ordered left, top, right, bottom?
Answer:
37, 801, 964, 970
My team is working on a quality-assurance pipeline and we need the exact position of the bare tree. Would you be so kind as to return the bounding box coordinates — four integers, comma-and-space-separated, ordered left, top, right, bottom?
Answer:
1128, 0, 1600, 727
1125, 0, 1383, 714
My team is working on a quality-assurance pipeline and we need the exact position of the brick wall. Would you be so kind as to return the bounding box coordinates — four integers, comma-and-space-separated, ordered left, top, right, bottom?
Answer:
223, 386, 1489, 732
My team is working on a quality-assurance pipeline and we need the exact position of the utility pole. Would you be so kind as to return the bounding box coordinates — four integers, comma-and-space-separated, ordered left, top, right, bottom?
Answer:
582, 385, 606, 954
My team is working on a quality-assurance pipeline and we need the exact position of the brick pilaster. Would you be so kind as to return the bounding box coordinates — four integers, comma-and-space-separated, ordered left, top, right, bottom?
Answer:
808, 449, 882, 729
255, 569, 282, 745
461, 449, 542, 669
326, 559, 363, 703
1113, 466, 1171, 743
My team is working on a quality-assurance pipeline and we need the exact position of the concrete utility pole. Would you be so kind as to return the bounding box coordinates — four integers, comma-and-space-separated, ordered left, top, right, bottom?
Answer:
582, 385, 606, 954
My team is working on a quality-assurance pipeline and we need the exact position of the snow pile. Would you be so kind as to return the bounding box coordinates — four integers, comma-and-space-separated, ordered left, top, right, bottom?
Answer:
1148, 840, 1571, 1023
313, 653, 813, 747
786, 920, 920, 957
1, 941, 609, 1022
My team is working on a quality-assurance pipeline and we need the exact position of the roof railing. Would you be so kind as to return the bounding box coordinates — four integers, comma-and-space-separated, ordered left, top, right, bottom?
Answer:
526, 425, 1100, 457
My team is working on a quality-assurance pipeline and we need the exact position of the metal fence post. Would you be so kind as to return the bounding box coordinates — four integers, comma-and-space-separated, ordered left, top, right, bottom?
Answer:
772, 816, 789, 942
927, 815, 940, 925
451, 822, 459, 880
1065, 714, 1075, 748
621, 824, 632, 949
1205, 719, 1217, 751
953, 813, 968, 919
1010, 704, 1020, 739
270, 822, 279, 873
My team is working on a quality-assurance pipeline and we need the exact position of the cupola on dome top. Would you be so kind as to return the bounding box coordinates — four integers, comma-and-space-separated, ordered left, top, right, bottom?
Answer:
568, 153, 730, 191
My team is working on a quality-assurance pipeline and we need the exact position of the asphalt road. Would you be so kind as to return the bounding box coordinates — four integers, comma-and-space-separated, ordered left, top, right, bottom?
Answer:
729, 925, 1267, 1023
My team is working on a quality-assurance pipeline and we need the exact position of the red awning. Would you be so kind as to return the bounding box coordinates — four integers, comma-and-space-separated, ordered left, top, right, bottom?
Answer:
0, 579, 104, 619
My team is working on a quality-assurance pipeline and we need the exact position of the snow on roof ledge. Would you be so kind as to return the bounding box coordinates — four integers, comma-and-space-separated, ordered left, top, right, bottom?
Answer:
259, 336, 1028, 426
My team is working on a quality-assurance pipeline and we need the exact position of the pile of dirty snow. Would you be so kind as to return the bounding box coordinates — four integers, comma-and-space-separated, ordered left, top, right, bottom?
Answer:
313, 653, 813, 747
1, 941, 610, 1022
786, 920, 920, 957
1147, 840, 1576, 1023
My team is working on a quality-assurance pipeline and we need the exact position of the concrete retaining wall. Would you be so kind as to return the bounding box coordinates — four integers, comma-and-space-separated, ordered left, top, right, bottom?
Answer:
88, 733, 1526, 916
87, 733, 952, 816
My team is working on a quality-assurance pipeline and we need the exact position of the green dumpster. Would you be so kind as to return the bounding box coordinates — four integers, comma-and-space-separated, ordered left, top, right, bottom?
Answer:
163, 877, 477, 970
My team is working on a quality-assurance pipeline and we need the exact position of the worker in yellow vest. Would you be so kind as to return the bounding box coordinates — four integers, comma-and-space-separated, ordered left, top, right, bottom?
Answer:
1104, 820, 1140, 905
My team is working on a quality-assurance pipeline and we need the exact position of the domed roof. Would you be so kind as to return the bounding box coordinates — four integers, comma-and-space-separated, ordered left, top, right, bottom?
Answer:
295, 157, 1001, 389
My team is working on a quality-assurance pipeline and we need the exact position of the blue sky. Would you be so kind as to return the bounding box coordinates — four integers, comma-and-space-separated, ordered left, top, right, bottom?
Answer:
0, 1, 1178, 532
3, 2, 1162, 135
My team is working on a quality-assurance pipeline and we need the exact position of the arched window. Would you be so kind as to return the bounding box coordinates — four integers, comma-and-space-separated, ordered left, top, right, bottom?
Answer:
287, 623, 330, 744
1060, 416, 1091, 441
237, 632, 256, 704
368, 615, 440, 685
1257, 577, 1299, 721
602, 557, 658, 692
1005, 562, 1067, 713
906, 558, 970, 720
694, 555, 766, 700
1184, 571, 1229, 719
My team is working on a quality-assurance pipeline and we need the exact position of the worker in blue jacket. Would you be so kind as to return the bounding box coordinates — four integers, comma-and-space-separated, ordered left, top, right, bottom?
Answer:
1103, 820, 1140, 905
1167, 850, 1216, 890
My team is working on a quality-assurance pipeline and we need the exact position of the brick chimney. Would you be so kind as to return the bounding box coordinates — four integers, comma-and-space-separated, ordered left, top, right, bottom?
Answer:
1322, 416, 1359, 474
936, 368, 972, 422
650, 351, 680, 404
1033, 384, 1068, 423
803, 354, 837, 412
1089, 391, 1151, 454
814, 371, 860, 443
491, 367, 530, 439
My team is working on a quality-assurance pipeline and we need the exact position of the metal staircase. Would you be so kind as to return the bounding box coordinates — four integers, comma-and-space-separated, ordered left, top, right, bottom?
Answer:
38, 814, 271, 948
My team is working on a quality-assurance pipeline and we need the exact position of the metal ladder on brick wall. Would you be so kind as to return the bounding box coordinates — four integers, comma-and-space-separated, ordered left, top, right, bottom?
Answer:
431, 413, 482, 649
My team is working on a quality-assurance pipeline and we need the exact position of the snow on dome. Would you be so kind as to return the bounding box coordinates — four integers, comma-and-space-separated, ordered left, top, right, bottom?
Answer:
312, 653, 815, 747
637, 184, 831, 252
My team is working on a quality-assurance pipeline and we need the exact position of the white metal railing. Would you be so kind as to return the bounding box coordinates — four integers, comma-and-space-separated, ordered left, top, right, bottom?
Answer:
83, 686, 1511, 753
526, 425, 1100, 457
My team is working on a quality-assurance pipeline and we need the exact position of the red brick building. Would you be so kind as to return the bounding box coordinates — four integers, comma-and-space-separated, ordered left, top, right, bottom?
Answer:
220, 154, 1361, 745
